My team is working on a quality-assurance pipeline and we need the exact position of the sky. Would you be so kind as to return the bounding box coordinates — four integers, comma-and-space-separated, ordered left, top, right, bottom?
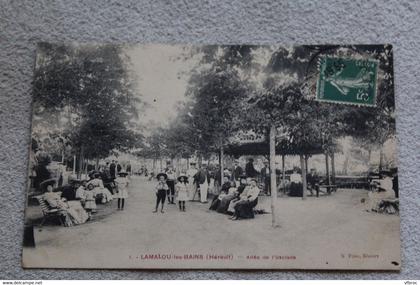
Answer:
125, 45, 199, 127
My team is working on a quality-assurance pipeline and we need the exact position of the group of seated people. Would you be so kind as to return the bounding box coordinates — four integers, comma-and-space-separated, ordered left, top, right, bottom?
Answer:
40, 171, 122, 226
209, 176, 260, 220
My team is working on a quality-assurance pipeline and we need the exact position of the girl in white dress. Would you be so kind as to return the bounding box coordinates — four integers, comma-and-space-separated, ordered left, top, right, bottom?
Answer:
116, 172, 129, 210
176, 175, 189, 211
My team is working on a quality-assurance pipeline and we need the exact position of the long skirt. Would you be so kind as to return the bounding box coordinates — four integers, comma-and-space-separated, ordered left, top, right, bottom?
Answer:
209, 195, 220, 210
65, 201, 89, 225
217, 194, 236, 214
234, 198, 258, 219
288, 182, 303, 197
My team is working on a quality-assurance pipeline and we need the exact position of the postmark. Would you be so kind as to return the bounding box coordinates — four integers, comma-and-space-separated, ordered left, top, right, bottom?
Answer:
316, 56, 378, 107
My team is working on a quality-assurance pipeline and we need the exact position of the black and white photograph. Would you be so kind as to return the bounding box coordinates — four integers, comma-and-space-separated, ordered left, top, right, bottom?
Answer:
22, 44, 400, 270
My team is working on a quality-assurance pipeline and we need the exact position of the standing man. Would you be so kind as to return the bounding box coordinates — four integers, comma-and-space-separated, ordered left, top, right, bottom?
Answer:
166, 166, 176, 204
194, 164, 210, 203
109, 160, 116, 180
232, 161, 243, 184
116, 161, 122, 175
245, 158, 258, 178
260, 161, 270, 196
126, 162, 132, 176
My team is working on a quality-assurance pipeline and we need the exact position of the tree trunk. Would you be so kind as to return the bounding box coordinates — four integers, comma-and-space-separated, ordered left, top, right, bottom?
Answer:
342, 150, 350, 175
198, 155, 202, 168
153, 158, 156, 172
160, 159, 163, 171
95, 158, 100, 171
281, 154, 285, 194
325, 153, 330, 185
187, 157, 190, 169
220, 145, 224, 186
331, 152, 336, 185
77, 146, 84, 179
379, 147, 384, 171
300, 154, 307, 200
73, 155, 76, 175
269, 125, 279, 227
176, 157, 180, 176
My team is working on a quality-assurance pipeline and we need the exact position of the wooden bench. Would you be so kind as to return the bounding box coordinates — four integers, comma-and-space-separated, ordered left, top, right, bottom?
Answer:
317, 184, 338, 196
34, 195, 64, 229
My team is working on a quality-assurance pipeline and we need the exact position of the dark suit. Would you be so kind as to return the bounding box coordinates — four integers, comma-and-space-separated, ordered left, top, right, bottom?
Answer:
232, 166, 243, 181
307, 173, 320, 197
109, 163, 116, 179
260, 166, 270, 195
245, 162, 258, 178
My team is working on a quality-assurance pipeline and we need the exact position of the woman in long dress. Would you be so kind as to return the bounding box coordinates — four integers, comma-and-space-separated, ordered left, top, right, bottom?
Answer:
43, 185, 89, 226
176, 175, 189, 211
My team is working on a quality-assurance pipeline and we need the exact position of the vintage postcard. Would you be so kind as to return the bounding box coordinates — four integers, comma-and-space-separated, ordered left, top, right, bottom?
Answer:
22, 44, 400, 270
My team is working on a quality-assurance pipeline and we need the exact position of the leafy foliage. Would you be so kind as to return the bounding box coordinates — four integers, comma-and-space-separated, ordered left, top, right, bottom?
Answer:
32, 43, 143, 160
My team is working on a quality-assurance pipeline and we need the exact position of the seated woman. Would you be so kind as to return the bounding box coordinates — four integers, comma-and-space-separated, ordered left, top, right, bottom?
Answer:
43, 184, 89, 226
218, 176, 247, 214
231, 178, 260, 220
367, 171, 397, 212
87, 173, 113, 203
209, 180, 236, 211
288, 168, 303, 197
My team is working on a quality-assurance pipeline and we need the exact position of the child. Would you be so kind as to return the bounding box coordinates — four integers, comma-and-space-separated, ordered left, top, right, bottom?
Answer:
176, 175, 189, 211
115, 172, 129, 210
75, 180, 87, 206
84, 183, 97, 219
154, 173, 168, 213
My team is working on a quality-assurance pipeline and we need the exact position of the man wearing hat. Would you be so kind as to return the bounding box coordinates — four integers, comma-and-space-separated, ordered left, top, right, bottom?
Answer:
194, 164, 210, 203
232, 161, 243, 183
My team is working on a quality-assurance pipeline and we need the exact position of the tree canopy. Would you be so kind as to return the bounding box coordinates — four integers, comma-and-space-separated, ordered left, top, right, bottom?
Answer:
32, 43, 144, 161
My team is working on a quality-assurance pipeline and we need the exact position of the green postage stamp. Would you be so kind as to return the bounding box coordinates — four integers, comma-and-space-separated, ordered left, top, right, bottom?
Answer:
316, 57, 378, 106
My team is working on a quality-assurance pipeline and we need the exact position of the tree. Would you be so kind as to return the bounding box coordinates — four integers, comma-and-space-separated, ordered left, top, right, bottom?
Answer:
32, 43, 143, 174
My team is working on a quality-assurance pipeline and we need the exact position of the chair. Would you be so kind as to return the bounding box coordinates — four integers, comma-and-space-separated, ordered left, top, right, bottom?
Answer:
35, 195, 64, 229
